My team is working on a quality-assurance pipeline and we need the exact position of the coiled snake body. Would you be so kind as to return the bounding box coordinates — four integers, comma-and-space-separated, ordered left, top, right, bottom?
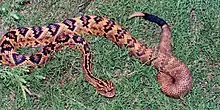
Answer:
0, 12, 192, 98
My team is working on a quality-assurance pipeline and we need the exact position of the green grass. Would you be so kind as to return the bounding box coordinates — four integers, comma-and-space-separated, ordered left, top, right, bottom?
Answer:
0, 0, 219, 109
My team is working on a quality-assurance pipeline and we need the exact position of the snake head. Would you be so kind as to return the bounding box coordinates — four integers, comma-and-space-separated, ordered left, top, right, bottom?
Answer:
96, 80, 116, 98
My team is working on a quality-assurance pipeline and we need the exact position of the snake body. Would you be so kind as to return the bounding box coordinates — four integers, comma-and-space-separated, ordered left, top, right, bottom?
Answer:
0, 12, 192, 98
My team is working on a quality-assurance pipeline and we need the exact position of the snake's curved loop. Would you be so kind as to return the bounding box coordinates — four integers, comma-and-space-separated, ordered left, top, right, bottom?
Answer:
129, 12, 192, 98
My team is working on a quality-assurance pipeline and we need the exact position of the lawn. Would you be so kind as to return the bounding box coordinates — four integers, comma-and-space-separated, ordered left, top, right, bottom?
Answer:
0, 0, 219, 109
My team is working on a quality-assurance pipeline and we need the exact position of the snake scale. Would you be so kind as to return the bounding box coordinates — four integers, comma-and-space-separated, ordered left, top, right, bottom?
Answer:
0, 12, 192, 98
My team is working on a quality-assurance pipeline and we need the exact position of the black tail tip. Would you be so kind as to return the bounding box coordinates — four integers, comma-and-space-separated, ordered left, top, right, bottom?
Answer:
129, 12, 167, 27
